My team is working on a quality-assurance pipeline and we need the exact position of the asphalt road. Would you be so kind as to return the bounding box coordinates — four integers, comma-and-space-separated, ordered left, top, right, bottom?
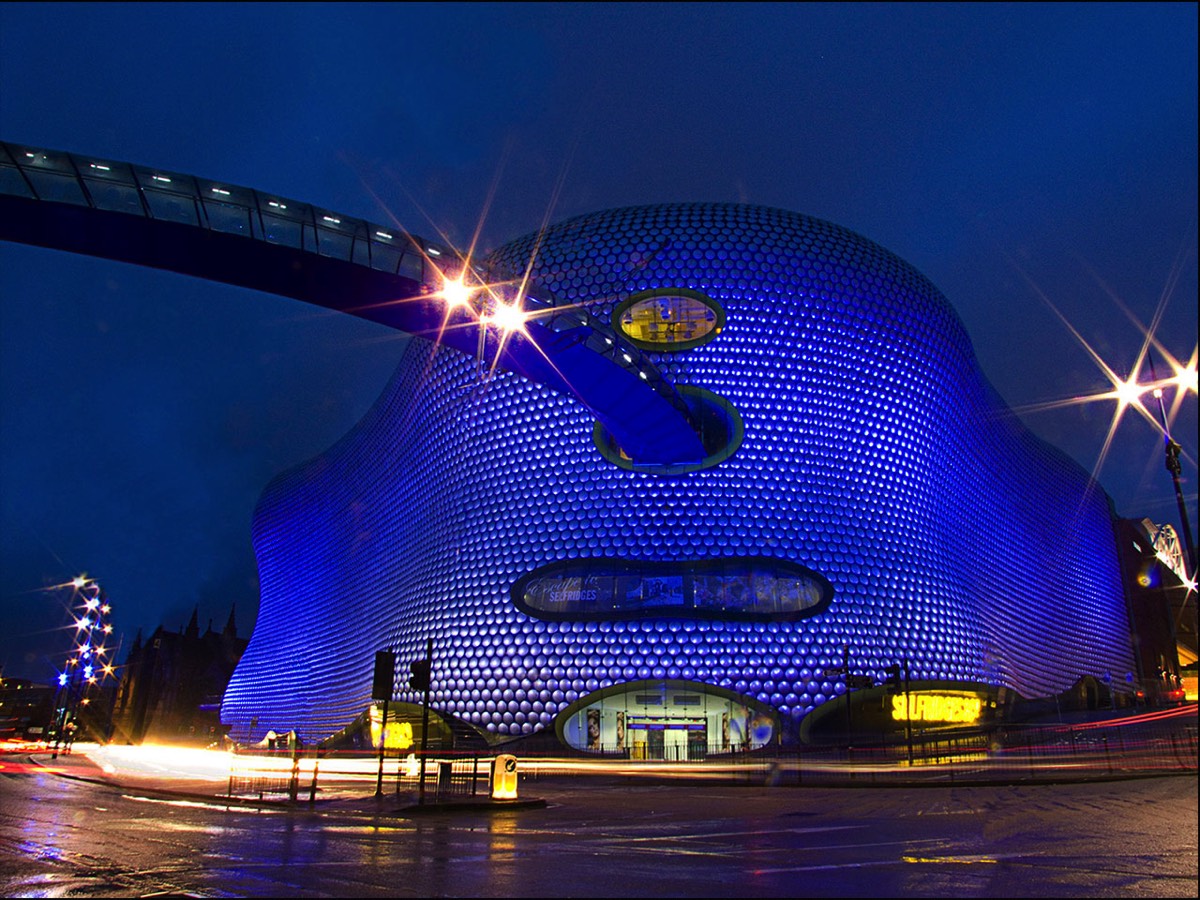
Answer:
0, 769, 1196, 898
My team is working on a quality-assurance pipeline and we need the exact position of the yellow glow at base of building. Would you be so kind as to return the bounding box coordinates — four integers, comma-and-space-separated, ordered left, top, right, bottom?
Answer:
903, 751, 988, 767
891, 691, 983, 725
369, 706, 415, 750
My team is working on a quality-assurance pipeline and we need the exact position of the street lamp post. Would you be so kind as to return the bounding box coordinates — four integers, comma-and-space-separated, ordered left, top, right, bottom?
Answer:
49, 576, 117, 757
1150, 358, 1198, 647
1152, 398, 1198, 575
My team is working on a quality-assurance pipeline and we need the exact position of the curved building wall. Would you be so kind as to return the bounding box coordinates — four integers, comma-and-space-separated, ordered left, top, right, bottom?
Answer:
222, 203, 1134, 743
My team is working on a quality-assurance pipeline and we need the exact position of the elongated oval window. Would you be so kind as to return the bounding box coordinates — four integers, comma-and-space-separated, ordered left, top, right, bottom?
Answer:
512, 557, 833, 623
613, 288, 724, 351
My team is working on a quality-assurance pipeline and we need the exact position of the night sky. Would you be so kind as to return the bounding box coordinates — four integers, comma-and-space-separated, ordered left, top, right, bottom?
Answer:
1, 3, 1195, 682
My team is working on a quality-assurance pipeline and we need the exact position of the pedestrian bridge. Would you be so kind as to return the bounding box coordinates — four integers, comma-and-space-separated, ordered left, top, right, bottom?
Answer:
0, 140, 705, 465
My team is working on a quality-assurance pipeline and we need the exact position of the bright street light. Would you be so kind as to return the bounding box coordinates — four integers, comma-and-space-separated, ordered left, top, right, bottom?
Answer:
486, 300, 529, 335
438, 276, 473, 309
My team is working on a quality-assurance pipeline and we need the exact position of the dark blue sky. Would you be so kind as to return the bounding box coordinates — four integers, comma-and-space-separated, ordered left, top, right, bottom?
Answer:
1, 3, 1196, 681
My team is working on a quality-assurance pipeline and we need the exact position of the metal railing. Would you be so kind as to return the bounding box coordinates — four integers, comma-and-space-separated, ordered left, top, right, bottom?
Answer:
221, 713, 1196, 804
517, 714, 1198, 787
224, 745, 496, 804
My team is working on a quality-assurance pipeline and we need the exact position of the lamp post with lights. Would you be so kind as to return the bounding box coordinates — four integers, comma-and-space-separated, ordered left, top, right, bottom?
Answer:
49, 576, 117, 757
1150, 377, 1198, 580
1149, 366, 1199, 659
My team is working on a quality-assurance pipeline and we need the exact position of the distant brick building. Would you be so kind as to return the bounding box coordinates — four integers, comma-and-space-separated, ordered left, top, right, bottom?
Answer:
111, 607, 246, 745
0, 678, 55, 741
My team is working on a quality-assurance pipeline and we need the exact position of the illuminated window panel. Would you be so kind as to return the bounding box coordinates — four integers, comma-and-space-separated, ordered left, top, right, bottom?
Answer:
557, 680, 779, 756
513, 557, 833, 622
614, 288, 724, 351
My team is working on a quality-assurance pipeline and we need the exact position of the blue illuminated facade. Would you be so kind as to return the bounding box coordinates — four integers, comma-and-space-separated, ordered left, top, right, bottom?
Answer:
221, 203, 1135, 747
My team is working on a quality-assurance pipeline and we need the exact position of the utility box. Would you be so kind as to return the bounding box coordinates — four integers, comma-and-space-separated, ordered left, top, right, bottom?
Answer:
491, 754, 518, 800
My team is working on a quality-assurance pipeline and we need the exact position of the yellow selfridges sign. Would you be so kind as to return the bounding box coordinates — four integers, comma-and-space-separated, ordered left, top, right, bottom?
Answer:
891, 691, 983, 725
369, 706, 416, 749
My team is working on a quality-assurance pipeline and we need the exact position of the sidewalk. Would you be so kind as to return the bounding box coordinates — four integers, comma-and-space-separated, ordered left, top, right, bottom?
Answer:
24, 748, 546, 817
20, 705, 1196, 812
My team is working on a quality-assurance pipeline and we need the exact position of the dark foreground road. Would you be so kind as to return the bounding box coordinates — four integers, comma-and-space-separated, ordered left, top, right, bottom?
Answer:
0, 769, 1196, 898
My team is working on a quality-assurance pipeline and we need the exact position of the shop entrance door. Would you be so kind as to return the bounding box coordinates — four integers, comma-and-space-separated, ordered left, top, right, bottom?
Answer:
687, 726, 708, 760
647, 728, 665, 759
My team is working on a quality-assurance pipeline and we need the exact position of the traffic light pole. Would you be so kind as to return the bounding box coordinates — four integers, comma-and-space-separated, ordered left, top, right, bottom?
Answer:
417, 637, 432, 806
374, 697, 389, 798
903, 658, 914, 766
842, 645, 852, 751
371, 649, 396, 799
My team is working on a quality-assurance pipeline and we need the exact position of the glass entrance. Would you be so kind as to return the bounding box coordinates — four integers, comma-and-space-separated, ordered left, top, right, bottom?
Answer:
557, 679, 777, 758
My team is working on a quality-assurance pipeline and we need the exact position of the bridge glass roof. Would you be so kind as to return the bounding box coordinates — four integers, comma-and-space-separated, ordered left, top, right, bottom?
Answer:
0, 140, 704, 463
0, 140, 444, 282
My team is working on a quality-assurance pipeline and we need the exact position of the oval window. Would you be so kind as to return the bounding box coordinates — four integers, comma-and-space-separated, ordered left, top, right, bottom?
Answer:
594, 385, 743, 475
613, 288, 724, 352
512, 556, 834, 623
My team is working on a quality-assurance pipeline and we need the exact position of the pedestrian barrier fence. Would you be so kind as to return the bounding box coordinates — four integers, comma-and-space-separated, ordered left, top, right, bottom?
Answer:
225, 746, 493, 803
224, 709, 1197, 801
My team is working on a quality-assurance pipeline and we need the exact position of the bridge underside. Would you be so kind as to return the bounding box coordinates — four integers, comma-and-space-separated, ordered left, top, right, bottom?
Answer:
0, 142, 705, 465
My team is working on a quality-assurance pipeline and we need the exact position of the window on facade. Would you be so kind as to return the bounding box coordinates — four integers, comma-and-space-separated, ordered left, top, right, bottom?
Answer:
613, 289, 724, 352
513, 557, 833, 622
594, 385, 743, 475
558, 680, 779, 757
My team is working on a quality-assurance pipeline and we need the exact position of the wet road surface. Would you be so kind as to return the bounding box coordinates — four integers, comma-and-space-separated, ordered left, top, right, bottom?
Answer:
1, 769, 1195, 897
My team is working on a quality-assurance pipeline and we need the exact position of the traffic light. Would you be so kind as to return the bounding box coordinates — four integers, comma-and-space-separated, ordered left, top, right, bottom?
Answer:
371, 650, 395, 701
409, 658, 431, 692
884, 663, 902, 688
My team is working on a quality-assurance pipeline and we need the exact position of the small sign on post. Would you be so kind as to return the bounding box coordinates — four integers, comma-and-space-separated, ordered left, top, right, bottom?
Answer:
492, 754, 518, 800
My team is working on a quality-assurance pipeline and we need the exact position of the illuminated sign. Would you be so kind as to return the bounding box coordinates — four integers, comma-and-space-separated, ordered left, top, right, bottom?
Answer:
369, 707, 415, 749
891, 692, 983, 725
492, 754, 518, 800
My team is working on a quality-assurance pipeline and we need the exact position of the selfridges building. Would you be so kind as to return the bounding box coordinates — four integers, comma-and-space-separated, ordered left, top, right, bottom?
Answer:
221, 202, 1135, 752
